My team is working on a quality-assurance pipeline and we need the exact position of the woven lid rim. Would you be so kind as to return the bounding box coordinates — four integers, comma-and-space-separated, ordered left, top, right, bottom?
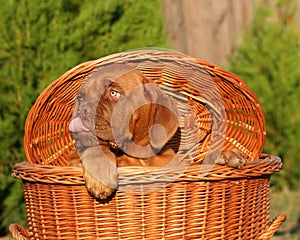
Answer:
12, 155, 282, 185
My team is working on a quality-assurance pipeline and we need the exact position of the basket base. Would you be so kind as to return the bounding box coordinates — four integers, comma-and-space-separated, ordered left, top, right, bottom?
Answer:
9, 214, 286, 240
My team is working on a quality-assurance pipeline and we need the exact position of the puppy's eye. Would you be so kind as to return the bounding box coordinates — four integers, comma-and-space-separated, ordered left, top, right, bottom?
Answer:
110, 90, 121, 99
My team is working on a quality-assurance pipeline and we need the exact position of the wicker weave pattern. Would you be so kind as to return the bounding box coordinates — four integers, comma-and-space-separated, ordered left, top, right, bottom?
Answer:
24, 50, 266, 166
11, 156, 283, 240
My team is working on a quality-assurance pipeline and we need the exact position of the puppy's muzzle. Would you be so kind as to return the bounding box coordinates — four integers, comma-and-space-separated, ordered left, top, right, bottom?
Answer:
69, 117, 100, 151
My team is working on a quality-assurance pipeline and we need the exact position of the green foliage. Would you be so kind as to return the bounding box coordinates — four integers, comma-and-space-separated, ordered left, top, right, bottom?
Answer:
270, 189, 300, 239
0, 0, 168, 235
0, 162, 26, 234
229, 0, 300, 189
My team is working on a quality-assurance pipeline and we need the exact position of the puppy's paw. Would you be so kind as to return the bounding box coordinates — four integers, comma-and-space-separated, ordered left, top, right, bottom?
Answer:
215, 148, 247, 169
79, 146, 118, 200
82, 164, 118, 200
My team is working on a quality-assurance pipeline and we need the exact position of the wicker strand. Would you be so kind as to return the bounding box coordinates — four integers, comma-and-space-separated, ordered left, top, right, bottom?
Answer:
258, 214, 287, 240
9, 224, 30, 240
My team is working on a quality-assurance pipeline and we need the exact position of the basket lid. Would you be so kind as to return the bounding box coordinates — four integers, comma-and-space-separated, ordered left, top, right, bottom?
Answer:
24, 50, 266, 166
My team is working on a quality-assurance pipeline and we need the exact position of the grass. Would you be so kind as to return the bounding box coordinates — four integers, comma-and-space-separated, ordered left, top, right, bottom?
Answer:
270, 189, 300, 239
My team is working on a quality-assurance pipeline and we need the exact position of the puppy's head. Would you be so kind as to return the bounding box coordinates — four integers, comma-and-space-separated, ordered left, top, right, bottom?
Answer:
69, 63, 179, 156
69, 64, 134, 150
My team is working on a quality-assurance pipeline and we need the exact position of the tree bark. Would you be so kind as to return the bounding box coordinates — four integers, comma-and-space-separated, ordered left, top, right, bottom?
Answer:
163, 0, 256, 67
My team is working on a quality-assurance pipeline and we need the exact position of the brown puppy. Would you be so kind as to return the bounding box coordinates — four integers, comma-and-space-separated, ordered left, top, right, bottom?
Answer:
69, 64, 247, 200
69, 64, 179, 199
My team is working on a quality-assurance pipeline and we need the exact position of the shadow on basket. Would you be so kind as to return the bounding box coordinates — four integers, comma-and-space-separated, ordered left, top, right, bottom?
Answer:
9, 49, 285, 240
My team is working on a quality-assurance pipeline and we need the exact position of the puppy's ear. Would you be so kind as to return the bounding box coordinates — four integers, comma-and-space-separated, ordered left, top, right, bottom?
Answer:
112, 70, 179, 158
130, 83, 179, 152
149, 92, 179, 150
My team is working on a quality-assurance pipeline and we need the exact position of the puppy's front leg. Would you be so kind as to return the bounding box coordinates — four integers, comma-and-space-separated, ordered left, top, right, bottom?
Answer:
80, 145, 118, 199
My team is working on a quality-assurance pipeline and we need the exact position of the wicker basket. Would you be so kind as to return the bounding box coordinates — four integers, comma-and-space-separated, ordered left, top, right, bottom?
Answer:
10, 50, 285, 239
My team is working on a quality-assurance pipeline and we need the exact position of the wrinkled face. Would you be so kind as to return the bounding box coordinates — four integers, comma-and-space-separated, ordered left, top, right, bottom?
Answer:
94, 80, 126, 141
69, 64, 179, 157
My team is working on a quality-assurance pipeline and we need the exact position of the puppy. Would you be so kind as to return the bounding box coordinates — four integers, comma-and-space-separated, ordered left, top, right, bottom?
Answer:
69, 64, 179, 199
69, 64, 247, 200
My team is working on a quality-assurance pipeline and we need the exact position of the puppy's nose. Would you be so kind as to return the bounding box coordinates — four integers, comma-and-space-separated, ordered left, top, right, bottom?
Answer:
81, 105, 91, 116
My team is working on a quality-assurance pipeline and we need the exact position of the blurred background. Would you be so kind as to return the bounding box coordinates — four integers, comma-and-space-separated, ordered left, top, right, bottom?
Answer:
0, 0, 299, 238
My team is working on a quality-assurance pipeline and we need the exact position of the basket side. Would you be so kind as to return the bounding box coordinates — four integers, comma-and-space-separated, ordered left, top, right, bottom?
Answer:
12, 156, 284, 239
16, 170, 279, 239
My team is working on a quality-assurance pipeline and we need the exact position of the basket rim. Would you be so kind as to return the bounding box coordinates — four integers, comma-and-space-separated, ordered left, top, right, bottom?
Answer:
12, 154, 282, 185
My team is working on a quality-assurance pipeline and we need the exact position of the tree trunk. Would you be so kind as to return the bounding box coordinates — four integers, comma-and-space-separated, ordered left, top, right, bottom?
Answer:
163, 0, 255, 67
